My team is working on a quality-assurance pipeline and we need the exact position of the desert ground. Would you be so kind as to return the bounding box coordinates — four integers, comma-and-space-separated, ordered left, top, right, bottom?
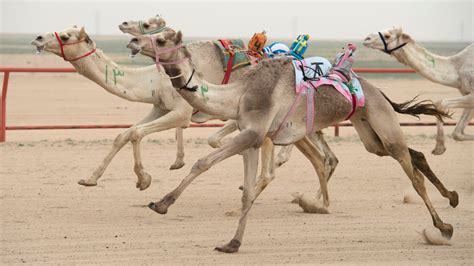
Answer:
1, 53, 473, 264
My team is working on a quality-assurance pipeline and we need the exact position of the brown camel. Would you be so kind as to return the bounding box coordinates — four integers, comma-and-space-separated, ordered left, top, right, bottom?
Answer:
132, 30, 458, 253
129, 30, 458, 252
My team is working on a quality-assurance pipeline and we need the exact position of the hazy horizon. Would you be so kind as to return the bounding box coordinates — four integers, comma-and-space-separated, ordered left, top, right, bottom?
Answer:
1, 0, 472, 42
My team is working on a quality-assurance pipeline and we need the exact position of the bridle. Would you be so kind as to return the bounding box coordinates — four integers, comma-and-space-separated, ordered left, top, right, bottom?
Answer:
148, 35, 197, 91
378, 31, 407, 54
139, 21, 170, 35
54, 32, 96, 62
148, 35, 189, 72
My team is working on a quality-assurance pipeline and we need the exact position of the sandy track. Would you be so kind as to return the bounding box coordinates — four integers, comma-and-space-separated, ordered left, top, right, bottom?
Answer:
1, 74, 473, 264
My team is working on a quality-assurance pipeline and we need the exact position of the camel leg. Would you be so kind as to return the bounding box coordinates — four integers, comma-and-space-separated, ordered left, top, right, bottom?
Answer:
215, 147, 259, 253
130, 110, 190, 191
169, 128, 185, 170
437, 94, 474, 141
207, 120, 238, 148
78, 106, 164, 187
408, 148, 459, 207
294, 136, 330, 208
274, 145, 294, 167
432, 118, 446, 155
308, 132, 339, 199
253, 137, 275, 196
359, 107, 454, 238
148, 129, 260, 214
452, 109, 474, 141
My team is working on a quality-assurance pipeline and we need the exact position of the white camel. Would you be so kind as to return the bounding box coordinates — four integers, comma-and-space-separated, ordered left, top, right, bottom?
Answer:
130, 30, 457, 252
30, 26, 337, 203
363, 26, 474, 155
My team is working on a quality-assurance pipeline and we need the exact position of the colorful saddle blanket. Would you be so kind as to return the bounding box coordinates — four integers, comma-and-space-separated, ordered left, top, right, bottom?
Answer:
214, 39, 251, 71
289, 56, 365, 135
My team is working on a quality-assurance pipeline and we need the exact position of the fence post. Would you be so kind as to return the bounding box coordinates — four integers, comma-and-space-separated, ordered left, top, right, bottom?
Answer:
1, 71, 10, 142
334, 124, 339, 137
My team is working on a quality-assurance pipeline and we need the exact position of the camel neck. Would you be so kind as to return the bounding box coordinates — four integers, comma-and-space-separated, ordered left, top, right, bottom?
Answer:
69, 49, 168, 103
392, 42, 460, 88
174, 63, 243, 120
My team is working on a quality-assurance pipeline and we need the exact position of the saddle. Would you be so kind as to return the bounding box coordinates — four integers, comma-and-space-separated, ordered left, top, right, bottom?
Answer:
272, 44, 365, 140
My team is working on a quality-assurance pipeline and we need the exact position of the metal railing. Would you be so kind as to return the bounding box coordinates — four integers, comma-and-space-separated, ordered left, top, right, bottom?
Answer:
1, 67, 470, 142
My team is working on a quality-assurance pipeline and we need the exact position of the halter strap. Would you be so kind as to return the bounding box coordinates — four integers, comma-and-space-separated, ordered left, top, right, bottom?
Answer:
138, 21, 170, 35
180, 69, 198, 91
54, 32, 96, 62
149, 35, 188, 72
378, 32, 407, 54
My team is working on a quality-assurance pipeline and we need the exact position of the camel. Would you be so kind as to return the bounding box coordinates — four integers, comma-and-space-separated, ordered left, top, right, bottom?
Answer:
120, 17, 341, 202
119, 16, 300, 166
363, 26, 474, 155
130, 30, 458, 253
119, 16, 300, 183
30, 26, 336, 203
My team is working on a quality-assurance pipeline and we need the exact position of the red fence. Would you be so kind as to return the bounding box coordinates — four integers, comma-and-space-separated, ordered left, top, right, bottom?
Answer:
1, 67, 471, 142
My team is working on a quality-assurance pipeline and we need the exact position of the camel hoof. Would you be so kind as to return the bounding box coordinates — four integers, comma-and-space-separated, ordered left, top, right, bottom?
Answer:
169, 161, 185, 170
431, 146, 446, 155
149, 195, 175, 214
136, 173, 152, 191
449, 191, 459, 208
440, 223, 453, 239
78, 179, 97, 187
148, 201, 167, 214
214, 239, 241, 253
452, 132, 466, 141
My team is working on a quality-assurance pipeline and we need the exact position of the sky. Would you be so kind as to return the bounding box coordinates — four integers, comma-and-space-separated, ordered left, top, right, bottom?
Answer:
0, 0, 472, 42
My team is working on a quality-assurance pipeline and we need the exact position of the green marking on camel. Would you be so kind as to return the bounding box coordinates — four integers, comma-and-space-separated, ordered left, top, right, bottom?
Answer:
425, 54, 435, 68
200, 85, 209, 100
105, 65, 108, 83
113, 69, 125, 85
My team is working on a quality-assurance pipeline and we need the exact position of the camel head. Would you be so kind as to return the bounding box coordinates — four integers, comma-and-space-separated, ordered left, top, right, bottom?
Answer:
119, 15, 167, 36
127, 29, 184, 61
31, 26, 95, 60
363, 26, 412, 54
128, 30, 192, 90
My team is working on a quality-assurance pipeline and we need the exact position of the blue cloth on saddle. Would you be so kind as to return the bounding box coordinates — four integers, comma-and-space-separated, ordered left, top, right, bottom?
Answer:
292, 56, 332, 88
263, 42, 290, 57
214, 39, 251, 71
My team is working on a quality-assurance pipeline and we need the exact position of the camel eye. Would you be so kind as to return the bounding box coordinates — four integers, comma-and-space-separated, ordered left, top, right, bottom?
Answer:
156, 38, 166, 46
384, 34, 390, 39
143, 23, 150, 29
60, 35, 70, 41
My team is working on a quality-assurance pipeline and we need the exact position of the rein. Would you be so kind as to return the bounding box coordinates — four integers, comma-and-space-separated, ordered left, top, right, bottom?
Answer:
54, 32, 96, 62
138, 21, 170, 35
378, 32, 407, 54
148, 35, 197, 92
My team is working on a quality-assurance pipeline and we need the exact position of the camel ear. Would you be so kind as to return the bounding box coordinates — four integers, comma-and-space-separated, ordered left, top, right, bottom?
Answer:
401, 33, 412, 42
393, 26, 403, 37
78, 26, 86, 39
78, 26, 92, 43
173, 31, 183, 44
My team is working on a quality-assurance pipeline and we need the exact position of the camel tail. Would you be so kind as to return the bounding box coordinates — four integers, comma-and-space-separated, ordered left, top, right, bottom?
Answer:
380, 91, 451, 122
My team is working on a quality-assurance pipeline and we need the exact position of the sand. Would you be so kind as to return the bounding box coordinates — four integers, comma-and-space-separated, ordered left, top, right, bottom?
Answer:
1, 67, 473, 264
